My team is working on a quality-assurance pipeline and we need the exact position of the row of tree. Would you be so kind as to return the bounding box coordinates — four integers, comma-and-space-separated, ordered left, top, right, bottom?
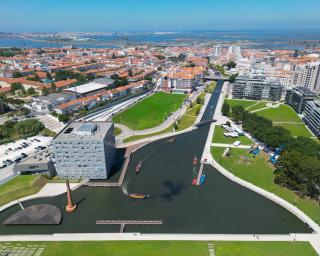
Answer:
0, 119, 45, 144
222, 102, 320, 200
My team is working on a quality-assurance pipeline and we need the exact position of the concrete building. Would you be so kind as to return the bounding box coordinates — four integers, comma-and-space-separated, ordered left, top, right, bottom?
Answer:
52, 121, 116, 180
293, 63, 320, 93
285, 86, 315, 114
31, 92, 76, 113
232, 76, 283, 101
165, 67, 204, 93
14, 150, 56, 177
303, 101, 320, 138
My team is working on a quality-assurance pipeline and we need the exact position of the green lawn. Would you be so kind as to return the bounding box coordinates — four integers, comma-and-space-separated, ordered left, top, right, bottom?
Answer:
0, 175, 47, 206
247, 101, 270, 112
255, 105, 302, 123
113, 92, 186, 130
212, 126, 253, 145
176, 104, 202, 131
123, 124, 174, 143
274, 123, 313, 137
225, 99, 257, 110
114, 127, 122, 136
211, 147, 320, 226
1, 241, 316, 256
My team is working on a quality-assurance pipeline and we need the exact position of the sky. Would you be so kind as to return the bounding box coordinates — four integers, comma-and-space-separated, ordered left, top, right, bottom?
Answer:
1, 0, 320, 32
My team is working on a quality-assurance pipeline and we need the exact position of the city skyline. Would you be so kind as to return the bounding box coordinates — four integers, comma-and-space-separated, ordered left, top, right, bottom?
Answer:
1, 0, 320, 32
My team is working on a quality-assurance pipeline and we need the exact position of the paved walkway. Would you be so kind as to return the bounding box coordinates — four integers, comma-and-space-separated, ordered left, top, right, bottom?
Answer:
0, 182, 80, 213
36, 114, 65, 133
211, 143, 251, 149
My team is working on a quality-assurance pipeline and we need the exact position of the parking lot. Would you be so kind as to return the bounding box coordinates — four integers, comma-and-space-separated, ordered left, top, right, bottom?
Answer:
0, 136, 52, 169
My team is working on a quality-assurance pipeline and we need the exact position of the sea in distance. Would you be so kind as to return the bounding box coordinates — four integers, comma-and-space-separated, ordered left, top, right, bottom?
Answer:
1, 30, 320, 49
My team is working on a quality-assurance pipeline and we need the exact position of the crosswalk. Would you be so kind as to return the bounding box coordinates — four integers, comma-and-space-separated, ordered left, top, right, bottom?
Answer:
208, 243, 215, 256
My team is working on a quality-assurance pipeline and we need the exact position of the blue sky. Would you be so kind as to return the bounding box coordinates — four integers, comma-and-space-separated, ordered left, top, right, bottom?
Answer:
1, 0, 320, 32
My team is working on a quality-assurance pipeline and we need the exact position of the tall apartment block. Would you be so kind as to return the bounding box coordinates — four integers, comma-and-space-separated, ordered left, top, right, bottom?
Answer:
293, 63, 320, 93
232, 76, 283, 101
303, 101, 320, 138
285, 86, 315, 114
52, 121, 116, 180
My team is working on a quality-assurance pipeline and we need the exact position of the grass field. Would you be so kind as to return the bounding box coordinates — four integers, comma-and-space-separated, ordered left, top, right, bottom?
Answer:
225, 99, 257, 110
113, 92, 186, 130
212, 126, 253, 145
114, 127, 122, 136
176, 104, 202, 131
255, 105, 302, 123
247, 101, 270, 112
211, 147, 320, 226
274, 123, 313, 137
123, 124, 174, 143
0, 175, 47, 206
1, 241, 316, 256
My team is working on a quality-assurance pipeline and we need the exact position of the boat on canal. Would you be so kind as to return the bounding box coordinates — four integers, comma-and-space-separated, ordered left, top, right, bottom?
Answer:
166, 138, 175, 143
193, 155, 198, 165
128, 193, 150, 199
136, 161, 142, 173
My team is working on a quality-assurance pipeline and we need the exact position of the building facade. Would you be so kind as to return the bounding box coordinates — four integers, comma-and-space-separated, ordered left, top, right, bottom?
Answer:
293, 63, 320, 93
285, 86, 315, 114
232, 76, 283, 101
52, 121, 116, 179
303, 101, 320, 138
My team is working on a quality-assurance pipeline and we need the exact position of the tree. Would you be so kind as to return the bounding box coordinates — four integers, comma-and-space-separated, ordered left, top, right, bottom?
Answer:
50, 83, 57, 93
155, 55, 165, 60
221, 102, 230, 116
46, 72, 52, 80
12, 71, 23, 78
41, 88, 50, 96
27, 87, 36, 95
229, 73, 239, 83
10, 82, 23, 92
226, 61, 237, 69
112, 52, 116, 59
231, 105, 244, 122
58, 114, 70, 123
14, 119, 44, 136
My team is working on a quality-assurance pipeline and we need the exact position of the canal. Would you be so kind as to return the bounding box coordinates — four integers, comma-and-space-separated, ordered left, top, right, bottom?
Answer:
0, 81, 312, 234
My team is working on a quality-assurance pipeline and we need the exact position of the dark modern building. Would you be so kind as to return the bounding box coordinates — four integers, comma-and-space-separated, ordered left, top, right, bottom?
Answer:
303, 101, 320, 138
232, 76, 283, 101
285, 86, 315, 114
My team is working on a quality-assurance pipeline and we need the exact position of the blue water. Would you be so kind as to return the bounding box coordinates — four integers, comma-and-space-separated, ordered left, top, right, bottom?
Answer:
1, 30, 320, 49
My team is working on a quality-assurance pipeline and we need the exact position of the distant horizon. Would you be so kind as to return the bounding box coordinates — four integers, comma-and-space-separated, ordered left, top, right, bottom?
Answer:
1, 0, 320, 32
2, 28, 320, 34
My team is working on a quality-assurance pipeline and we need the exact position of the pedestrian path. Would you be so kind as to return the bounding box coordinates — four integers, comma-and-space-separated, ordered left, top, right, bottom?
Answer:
208, 243, 215, 256
36, 114, 65, 133
211, 143, 251, 149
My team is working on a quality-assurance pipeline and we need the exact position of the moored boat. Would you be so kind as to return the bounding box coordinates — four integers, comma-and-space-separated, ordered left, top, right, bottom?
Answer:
128, 193, 150, 199
193, 155, 198, 165
135, 161, 142, 173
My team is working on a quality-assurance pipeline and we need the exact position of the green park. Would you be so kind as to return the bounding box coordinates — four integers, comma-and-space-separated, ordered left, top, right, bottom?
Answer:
0, 241, 317, 256
113, 92, 186, 130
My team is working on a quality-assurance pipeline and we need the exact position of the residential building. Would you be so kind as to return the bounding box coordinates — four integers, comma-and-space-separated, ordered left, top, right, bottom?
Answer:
164, 67, 204, 93
303, 101, 320, 138
232, 76, 283, 101
285, 86, 315, 114
31, 92, 76, 113
293, 63, 320, 93
52, 121, 116, 180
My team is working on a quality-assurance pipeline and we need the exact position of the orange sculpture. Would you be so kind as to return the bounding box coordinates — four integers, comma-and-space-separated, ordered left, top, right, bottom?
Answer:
65, 180, 77, 213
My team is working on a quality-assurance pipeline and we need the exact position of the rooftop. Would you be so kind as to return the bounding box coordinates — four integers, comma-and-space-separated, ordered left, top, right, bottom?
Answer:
53, 121, 113, 141
65, 82, 107, 95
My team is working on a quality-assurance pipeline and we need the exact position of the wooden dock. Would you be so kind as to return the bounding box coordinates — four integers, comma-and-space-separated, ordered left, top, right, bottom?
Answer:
96, 219, 163, 233
196, 163, 204, 185
96, 220, 163, 225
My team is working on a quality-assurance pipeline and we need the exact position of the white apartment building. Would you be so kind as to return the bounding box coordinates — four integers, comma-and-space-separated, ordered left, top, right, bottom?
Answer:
293, 63, 320, 93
